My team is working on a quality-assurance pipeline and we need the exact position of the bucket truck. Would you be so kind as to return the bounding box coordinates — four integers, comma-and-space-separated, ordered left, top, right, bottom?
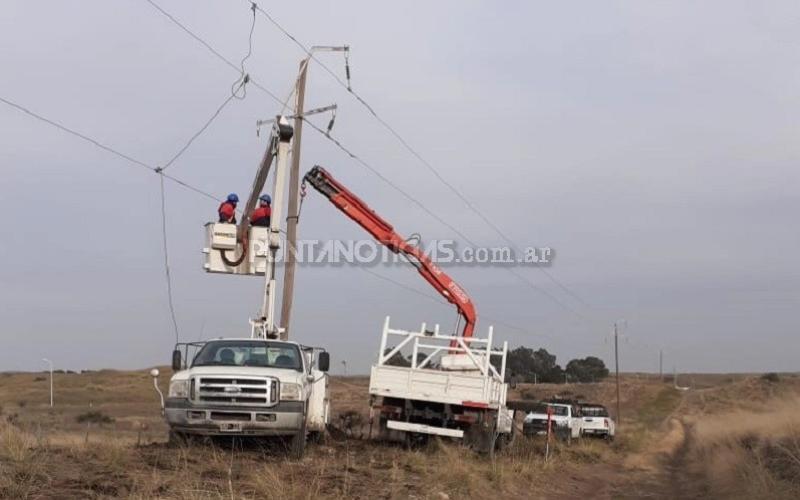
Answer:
302, 166, 513, 453
151, 118, 330, 458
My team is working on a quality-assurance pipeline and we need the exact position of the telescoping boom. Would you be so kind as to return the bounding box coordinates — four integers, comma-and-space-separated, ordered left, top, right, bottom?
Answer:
302, 165, 477, 339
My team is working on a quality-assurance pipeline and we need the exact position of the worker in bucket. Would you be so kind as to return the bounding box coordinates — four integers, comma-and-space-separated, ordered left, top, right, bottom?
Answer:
250, 194, 272, 227
218, 193, 238, 223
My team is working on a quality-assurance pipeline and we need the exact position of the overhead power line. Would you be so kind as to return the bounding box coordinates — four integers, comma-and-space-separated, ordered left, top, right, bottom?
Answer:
0, 95, 222, 201
301, 116, 590, 322
1, 92, 610, 355
230, 2, 257, 100
141, 0, 587, 321
0, 96, 153, 172
141, 0, 600, 327
0, 93, 231, 342
159, 175, 180, 342
144, 0, 286, 108
159, 79, 248, 172
250, 1, 595, 314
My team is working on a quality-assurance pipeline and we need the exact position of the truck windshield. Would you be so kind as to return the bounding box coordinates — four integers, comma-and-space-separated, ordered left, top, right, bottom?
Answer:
192, 341, 302, 371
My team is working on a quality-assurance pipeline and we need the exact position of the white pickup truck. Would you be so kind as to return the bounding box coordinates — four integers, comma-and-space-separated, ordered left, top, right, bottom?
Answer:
522, 402, 583, 441
369, 317, 514, 454
578, 403, 616, 440
152, 338, 330, 458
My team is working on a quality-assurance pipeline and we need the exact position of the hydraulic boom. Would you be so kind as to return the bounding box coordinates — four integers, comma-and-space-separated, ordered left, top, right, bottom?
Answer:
303, 165, 477, 339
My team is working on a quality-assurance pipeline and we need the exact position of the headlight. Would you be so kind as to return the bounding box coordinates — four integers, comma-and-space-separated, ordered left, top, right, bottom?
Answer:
280, 382, 301, 401
168, 380, 189, 398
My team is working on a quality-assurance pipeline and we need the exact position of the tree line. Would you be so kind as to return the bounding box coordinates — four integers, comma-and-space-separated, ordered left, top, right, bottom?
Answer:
506, 346, 609, 383
384, 345, 609, 383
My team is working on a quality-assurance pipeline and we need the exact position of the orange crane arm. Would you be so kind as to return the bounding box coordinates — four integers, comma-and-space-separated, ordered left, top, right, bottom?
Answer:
303, 165, 477, 338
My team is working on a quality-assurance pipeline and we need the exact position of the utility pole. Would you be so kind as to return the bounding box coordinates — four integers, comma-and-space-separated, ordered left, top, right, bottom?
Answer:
659, 349, 663, 383
341, 360, 347, 376
42, 358, 53, 407
279, 59, 307, 340
280, 46, 349, 340
614, 323, 621, 426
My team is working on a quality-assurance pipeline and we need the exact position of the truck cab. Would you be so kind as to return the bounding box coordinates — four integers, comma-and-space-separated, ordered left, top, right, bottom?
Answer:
522, 402, 583, 440
161, 338, 329, 457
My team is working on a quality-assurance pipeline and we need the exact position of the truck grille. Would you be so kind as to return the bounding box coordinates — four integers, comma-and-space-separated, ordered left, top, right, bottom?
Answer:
523, 419, 549, 434
195, 377, 277, 407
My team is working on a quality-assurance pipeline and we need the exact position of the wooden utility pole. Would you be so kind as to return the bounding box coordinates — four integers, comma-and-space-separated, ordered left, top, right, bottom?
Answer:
659, 349, 663, 383
614, 323, 621, 425
279, 59, 308, 340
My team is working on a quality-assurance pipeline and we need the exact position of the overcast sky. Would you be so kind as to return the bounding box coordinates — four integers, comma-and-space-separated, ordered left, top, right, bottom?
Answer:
1, 1, 798, 374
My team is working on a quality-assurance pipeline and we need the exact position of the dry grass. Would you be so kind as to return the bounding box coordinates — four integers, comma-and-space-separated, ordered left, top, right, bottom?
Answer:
1, 369, 799, 498
687, 396, 800, 499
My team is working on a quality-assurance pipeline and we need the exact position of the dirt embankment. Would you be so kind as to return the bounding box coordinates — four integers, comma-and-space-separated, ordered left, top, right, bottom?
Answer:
616, 375, 800, 499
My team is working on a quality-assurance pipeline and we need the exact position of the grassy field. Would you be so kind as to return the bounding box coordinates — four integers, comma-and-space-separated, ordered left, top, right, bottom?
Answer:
1, 370, 798, 499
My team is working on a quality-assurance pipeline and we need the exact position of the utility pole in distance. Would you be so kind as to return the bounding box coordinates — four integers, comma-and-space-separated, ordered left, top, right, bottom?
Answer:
42, 358, 53, 407
659, 349, 664, 383
614, 322, 621, 426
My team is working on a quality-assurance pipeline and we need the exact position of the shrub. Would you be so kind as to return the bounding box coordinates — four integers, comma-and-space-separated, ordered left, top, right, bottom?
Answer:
761, 373, 780, 383
75, 411, 115, 425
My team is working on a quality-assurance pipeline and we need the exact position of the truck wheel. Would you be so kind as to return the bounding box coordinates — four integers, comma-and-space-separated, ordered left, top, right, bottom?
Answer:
289, 422, 306, 459
495, 431, 510, 453
308, 430, 325, 445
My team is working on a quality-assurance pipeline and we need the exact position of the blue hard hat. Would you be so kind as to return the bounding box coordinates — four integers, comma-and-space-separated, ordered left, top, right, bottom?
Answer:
227, 193, 239, 203
259, 194, 272, 204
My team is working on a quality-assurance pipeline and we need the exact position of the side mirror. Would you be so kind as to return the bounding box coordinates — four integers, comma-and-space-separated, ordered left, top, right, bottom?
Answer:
318, 352, 330, 372
150, 368, 160, 378
171, 350, 182, 371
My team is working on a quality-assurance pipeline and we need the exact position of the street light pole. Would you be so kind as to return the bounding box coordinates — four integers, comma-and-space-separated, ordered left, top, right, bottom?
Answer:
42, 358, 53, 407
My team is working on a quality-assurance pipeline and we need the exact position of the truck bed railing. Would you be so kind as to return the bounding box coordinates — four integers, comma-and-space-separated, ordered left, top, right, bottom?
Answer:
376, 316, 508, 383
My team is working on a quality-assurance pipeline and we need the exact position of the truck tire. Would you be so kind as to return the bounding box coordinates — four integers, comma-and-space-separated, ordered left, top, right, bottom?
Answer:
308, 430, 325, 444
495, 430, 512, 452
289, 421, 306, 459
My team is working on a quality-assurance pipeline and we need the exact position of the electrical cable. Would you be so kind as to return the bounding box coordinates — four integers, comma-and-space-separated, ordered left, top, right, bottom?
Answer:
230, 2, 257, 100
301, 115, 591, 322
250, 1, 596, 314
159, 80, 248, 172
0, 94, 231, 342
159, 174, 180, 342
143, 0, 287, 108
1, 93, 610, 357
